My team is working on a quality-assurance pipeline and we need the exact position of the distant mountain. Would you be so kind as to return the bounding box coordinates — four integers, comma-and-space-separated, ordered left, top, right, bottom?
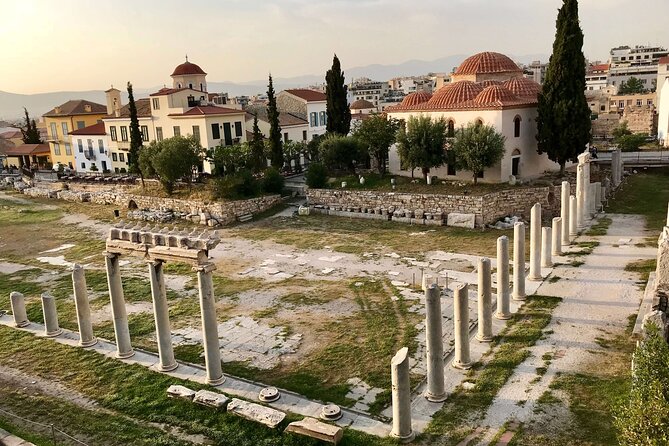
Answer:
0, 53, 549, 120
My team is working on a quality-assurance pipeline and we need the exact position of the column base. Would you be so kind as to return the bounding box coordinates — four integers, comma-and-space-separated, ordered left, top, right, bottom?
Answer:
425, 391, 447, 403
512, 294, 526, 302
528, 275, 543, 282
541, 262, 553, 268
79, 337, 98, 348
45, 328, 63, 337
116, 349, 135, 359
495, 312, 512, 320
158, 361, 179, 372
390, 430, 415, 444
14, 321, 30, 328
476, 333, 493, 343
451, 359, 473, 370
207, 375, 226, 386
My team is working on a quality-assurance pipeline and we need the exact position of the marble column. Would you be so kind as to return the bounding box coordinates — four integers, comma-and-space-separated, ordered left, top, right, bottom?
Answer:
569, 195, 578, 237
576, 163, 586, 229
541, 227, 552, 268
391, 347, 414, 442
529, 203, 542, 281
148, 260, 178, 372
196, 263, 225, 386
594, 182, 602, 212
552, 218, 562, 257
611, 149, 621, 187
9, 292, 29, 327
41, 293, 62, 337
495, 236, 511, 320
476, 258, 493, 342
583, 154, 591, 218
589, 183, 597, 215
72, 264, 97, 347
104, 252, 134, 359
561, 181, 570, 246
424, 284, 446, 402
512, 222, 526, 301
452, 283, 473, 369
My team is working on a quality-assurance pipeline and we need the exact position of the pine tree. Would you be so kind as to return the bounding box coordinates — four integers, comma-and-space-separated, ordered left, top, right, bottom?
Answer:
325, 54, 351, 135
536, 0, 591, 175
267, 74, 284, 169
127, 82, 145, 185
249, 114, 266, 173
20, 108, 42, 144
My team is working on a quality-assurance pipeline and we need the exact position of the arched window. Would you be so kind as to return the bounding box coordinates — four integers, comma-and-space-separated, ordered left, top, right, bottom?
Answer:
514, 115, 522, 138
476, 119, 483, 126
447, 119, 455, 137
177, 83, 182, 88
200, 83, 204, 91
511, 149, 521, 176
189, 83, 193, 89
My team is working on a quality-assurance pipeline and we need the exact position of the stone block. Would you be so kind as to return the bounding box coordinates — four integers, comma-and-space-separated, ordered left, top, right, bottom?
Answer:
193, 389, 230, 409
642, 310, 668, 341
167, 385, 197, 401
447, 212, 476, 229
285, 417, 344, 444
227, 398, 286, 428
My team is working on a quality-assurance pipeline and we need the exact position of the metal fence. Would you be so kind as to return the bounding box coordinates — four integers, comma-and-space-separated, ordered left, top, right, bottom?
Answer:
0, 407, 90, 445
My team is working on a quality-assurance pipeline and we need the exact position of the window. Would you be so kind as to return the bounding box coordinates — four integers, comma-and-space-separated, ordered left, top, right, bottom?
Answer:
110, 126, 117, 141
173, 126, 181, 137
200, 83, 204, 91
53, 143, 61, 156
115, 167, 119, 173
81, 162, 86, 169
319, 111, 326, 127
152, 98, 160, 110
513, 116, 521, 138
77, 139, 83, 153
141, 125, 149, 141
77, 121, 85, 129
61, 122, 68, 136
648, 99, 653, 106
446, 151, 456, 176
283, 132, 289, 143
50, 123, 57, 139
119, 153, 125, 162
112, 152, 118, 162
303, 130, 307, 141
120, 126, 128, 141
310, 112, 318, 127
636, 99, 642, 106
87, 139, 93, 151
619, 101, 625, 108
192, 125, 200, 141
235, 121, 242, 137
156, 127, 163, 141
65, 143, 72, 155
447, 120, 455, 138
98, 139, 104, 153
211, 123, 220, 140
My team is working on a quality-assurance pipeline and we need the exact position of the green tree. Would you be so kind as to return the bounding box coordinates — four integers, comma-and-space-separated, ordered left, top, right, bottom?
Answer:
305, 162, 328, 189
283, 140, 306, 172
451, 122, 506, 184
325, 54, 351, 135
618, 77, 647, 95
318, 134, 361, 173
248, 114, 266, 173
614, 324, 669, 445
20, 108, 42, 144
207, 143, 250, 176
353, 114, 399, 175
612, 121, 647, 151
266, 74, 283, 169
536, 0, 591, 175
612, 121, 632, 140
139, 136, 201, 195
396, 115, 448, 180
127, 82, 145, 186
306, 134, 323, 162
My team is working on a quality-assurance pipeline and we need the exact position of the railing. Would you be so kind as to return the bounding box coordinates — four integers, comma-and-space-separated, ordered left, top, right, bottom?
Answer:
83, 149, 96, 160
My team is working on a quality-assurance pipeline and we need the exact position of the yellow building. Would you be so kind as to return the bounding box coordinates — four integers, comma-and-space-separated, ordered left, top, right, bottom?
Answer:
43, 100, 107, 169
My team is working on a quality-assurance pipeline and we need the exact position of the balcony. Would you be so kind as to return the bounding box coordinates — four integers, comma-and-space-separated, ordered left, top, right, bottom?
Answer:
84, 149, 96, 161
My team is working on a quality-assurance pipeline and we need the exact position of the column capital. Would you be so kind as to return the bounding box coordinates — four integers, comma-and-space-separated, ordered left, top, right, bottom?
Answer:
193, 262, 216, 273
103, 251, 120, 259
146, 259, 164, 266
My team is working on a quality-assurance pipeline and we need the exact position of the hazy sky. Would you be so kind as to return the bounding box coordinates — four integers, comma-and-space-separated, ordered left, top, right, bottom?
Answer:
2, 0, 668, 94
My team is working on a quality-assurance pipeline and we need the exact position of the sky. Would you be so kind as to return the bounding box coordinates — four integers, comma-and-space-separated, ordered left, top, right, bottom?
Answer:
2, 0, 668, 94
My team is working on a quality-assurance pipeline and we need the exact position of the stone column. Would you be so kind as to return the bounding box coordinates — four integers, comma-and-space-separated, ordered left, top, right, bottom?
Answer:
452, 283, 473, 369
569, 195, 578, 237
611, 149, 621, 187
41, 293, 62, 337
9, 292, 29, 327
666, 202, 669, 227
476, 258, 493, 342
148, 261, 178, 372
552, 218, 562, 257
424, 284, 446, 402
495, 236, 511, 320
576, 163, 585, 228
72, 264, 97, 347
589, 183, 597, 215
583, 154, 591, 218
561, 181, 570, 246
512, 222, 526, 301
529, 203, 542, 281
594, 182, 602, 212
391, 347, 414, 442
104, 252, 134, 359
195, 263, 225, 386
541, 227, 552, 268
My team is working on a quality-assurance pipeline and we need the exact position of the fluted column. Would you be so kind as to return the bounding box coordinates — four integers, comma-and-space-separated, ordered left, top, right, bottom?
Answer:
195, 263, 225, 385
569, 195, 578, 237
495, 236, 511, 320
541, 227, 552, 268
72, 264, 97, 347
561, 181, 570, 246
149, 260, 178, 372
476, 258, 493, 342
529, 203, 542, 281
104, 252, 134, 359
552, 217, 562, 257
512, 222, 526, 301
391, 347, 414, 442
452, 283, 473, 369
424, 284, 446, 402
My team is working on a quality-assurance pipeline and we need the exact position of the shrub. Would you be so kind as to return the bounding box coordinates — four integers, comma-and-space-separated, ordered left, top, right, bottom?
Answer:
212, 169, 259, 200
261, 167, 284, 194
305, 162, 328, 189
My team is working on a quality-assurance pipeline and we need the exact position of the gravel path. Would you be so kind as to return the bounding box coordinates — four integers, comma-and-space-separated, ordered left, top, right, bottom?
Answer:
475, 214, 656, 445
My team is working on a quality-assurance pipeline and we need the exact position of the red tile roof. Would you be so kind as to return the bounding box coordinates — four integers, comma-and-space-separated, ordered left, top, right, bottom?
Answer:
278, 113, 308, 127
168, 105, 244, 117
150, 87, 187, 97
503, 77, 541, 99
43, 100, 107, 117
284, 89, 327, 102
455, 52, 522, 76
589, 63, 609, 72
350, 99, 375, 110
69, 122, 106, 136
171, 60, 207, 76
0, 130, 23, 139
426, 81, 484, 108
5, 144, 50, 156
659, 56, 669, 64
104, 98, 152, 119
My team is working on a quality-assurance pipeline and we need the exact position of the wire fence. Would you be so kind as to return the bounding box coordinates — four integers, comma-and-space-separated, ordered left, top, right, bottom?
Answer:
0, 407, 89, 446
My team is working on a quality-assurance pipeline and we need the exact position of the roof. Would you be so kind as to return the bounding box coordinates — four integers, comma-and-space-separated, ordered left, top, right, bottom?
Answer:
279, 113, 308, 127
168, 105, 244, 117
5, 144, 50, 156
69, 122, 106, 136
284, 89, 327, 102
502, 77, 542, 98
350, 99, 375, 110
104, 98, 152, 119
149, 87, 189, 97
588, 63, 610, 72
426, 81, 484, 108
659, 56, 669, 64
43, 100, 107, 117
454, 52, 522, 76
0, 130, 23, 139
245, 106, 308, 127
171, 60, 207, 76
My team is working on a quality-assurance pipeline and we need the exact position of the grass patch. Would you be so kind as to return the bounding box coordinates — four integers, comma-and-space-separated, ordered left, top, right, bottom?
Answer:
608, 167, 669, 232
548, 276, 561, 283
585, 217, 612, 236
624, 258, 656, 283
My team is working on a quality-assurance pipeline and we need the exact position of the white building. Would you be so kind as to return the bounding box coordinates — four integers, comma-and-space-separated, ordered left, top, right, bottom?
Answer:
586, 64, 609, 91
523, 60, 547, 84
657, 56, 669, 106
608, 45, 668, 92
386, 51, 560, 183
658, 78, 669, 147
70, 122, 113, 173
349, 78, 388, 109
276, 89, 327, 140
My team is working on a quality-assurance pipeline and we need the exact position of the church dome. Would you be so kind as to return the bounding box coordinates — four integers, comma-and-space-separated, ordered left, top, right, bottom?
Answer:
399, 90, 432, 107
474, 85, 520, 106
350, 99, 375, 110
503, 77, 542, 98
171, 60, 207, 76
426, 81, 484, 108
455, 52, 522, 76
481, 79, 503, 87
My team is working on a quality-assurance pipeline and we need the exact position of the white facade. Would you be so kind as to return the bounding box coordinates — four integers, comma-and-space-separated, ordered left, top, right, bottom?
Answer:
657, 58, 669, 106
71, 133, 113, 173
658, 78, 669, 147
306, 101, 327, 140
608, 45, 668, 92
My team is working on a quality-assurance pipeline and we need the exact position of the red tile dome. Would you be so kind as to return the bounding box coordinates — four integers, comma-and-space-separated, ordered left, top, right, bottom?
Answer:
455, 52, 522, 76
350, 99, 375, 110
171, 61, 207, 76
399, 90, 432, 107
481, 79, 503, 87
474, 85, 520, 106
426, 81, 484, 108
502, 77, 542, 98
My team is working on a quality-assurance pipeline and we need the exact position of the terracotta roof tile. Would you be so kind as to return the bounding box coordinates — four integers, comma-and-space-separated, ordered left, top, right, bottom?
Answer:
5, 143, 50, 156
350, 99, 375, 110
502, 77, 541, 99
454, 52, 522, 76
284, 89, 327, 102
69, 122, 106, 136
43, 100, 107, 117
171, 61, 207, 76
168, 105, 244, 117
104, 98, 152, 119
659, 56, 669, 64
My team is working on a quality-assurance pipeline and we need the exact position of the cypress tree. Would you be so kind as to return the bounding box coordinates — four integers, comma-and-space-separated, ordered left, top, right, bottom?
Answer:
267, 74, 284, 169
536, 0, 591, 175
249, 114, 266, 173
20, 108, 42, 144
325, 54, 351, 135
127, 82, 145, 184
